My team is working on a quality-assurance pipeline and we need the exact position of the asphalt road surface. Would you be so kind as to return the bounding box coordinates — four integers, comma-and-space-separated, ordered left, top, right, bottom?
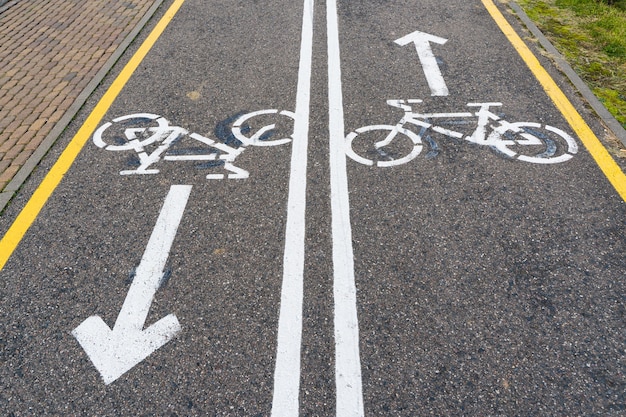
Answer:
1, 0, 625, 415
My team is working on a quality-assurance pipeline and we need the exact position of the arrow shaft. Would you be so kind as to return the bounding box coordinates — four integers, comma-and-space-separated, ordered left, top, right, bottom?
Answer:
395, 31, 449, 96
115, 184, 192, 331
414, 44, 448, 96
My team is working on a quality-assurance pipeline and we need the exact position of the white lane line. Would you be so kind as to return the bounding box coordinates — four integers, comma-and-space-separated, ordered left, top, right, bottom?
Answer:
72, 184, 192, 384
327, 0, 365, 416
270, 0, 314, 415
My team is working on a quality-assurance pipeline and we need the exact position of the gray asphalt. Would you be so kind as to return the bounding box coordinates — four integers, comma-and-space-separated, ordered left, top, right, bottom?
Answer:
1, 0, 624, 415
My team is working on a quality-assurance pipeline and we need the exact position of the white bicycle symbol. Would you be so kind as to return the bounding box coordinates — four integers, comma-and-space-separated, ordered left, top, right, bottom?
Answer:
345, 99, 579, 167
93, 110, 295, 179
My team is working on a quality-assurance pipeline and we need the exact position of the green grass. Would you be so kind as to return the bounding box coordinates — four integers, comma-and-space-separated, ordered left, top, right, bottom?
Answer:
516, 0, 626, 129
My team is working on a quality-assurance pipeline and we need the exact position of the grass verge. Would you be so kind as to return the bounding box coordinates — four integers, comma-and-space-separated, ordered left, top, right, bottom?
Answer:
515, 0, 626, 130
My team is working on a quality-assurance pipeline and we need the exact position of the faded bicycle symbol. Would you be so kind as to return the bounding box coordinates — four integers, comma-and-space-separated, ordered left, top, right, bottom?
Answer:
346, 99, 579, 167
93, 110, 295, 179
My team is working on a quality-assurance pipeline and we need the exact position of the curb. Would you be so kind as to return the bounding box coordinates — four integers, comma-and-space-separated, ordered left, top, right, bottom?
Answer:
0, 0, 165, 214
508, 1, 626, 148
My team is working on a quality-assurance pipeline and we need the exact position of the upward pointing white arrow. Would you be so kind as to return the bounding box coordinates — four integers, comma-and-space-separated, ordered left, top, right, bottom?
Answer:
72, 184, 192, 385
395, 30, 449, 96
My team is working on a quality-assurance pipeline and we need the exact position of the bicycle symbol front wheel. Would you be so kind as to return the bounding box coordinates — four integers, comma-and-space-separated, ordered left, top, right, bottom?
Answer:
491, 122, 578, 164
231, 109, 295, 147
345, 125, 423, 167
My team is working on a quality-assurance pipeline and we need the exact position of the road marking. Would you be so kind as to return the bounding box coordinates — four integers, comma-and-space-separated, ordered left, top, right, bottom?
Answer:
0, 0, 188, 271
72, 185, 192, 384
94, 112, 308, 179
482, 0, 626, 201
270, 0, 313, 415
327, 0, 365, 415
395, 30, 449, 96
345, 100, 578, 166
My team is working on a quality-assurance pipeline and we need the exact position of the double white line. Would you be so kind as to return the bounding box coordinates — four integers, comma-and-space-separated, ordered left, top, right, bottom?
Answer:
271, 0, 364, 415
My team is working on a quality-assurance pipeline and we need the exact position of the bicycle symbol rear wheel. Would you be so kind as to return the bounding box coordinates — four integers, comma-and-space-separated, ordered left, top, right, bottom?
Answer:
93, 113, 172, 151
345, 125, 423, 167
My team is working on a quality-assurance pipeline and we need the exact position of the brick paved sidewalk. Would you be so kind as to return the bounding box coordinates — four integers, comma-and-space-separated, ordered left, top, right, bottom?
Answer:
0, 0, 160, 200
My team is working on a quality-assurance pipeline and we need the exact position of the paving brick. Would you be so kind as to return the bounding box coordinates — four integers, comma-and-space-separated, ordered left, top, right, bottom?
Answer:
1, 77, 19, 91
26, 84, 50, 102
27, 118, 48, 133
16, 131, 37, 150
3, 68, 19, 78
8, 104, 27, 117
0, 95, 12, 107
39, 103, 58, 119
0, 115, 16, 129
0, 160, 11, 174
13, 86, 30, 101
49, 94, 67, 108
51, 80, 69, 94
0, 136, 19, 153
3, 143, 23, 160
47, 109, 66, 125
13, 148, 34, 166
26, 131, 50, 151
7, 84, 24, 97
0, 164, 20, 184
34, 101, 53, 116
2, 119, 22, 134
10, 125, 30, 140
13, 70, 29, 82
61, 96, 75, 108
16, 48, 33, 60
21, 112, 39, 127
42, 61, 59, 72
20, 77, 39, 90
37, 72, 57, 86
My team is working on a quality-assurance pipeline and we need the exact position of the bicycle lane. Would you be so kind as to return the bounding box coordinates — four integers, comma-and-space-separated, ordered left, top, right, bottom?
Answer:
0, 0, 313, 414
329, 0, 625, 415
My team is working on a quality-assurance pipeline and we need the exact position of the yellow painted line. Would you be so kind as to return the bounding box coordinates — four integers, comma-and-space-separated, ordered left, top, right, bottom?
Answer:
0, 0, 187, 271
482, 0, 626, 201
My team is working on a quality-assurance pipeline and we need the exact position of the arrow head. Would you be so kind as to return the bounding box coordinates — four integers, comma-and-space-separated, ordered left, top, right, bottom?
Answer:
72, 314, 181, 385
395, 30, 448, 47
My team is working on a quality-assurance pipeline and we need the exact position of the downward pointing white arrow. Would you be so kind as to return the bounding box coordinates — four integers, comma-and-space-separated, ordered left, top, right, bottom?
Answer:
72, 185, 192, 384
395, 30, 449, 96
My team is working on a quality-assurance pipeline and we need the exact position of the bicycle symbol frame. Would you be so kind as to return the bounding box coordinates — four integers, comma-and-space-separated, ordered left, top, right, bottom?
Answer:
345, 99, 579, 167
